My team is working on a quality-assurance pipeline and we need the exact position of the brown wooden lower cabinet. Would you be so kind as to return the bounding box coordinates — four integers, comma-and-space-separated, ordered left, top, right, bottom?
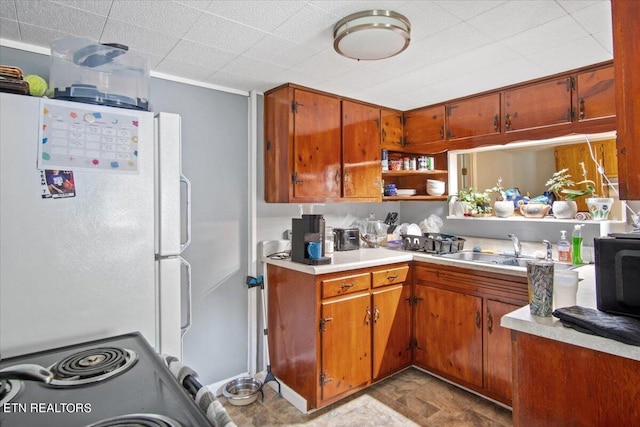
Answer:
267, 263, 411, 410
413, 262, 528, 406
511, 332, 640, 427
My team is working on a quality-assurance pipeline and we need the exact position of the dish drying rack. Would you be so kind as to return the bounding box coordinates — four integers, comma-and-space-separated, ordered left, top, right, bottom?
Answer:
401, 233, 466, 254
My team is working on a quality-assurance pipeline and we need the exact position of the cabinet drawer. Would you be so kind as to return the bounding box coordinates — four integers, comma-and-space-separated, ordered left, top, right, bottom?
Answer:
322, 273, 370, 298
372, 265, 409, 288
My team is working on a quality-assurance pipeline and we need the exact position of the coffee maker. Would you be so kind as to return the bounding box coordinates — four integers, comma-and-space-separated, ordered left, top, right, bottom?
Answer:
292, 214, 331, 265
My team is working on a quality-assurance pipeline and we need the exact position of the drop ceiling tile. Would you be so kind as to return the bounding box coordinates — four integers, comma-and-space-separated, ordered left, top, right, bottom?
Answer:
109, 0, 202, 38
272, 3, 338, 50
467, 0, 566, 41
1, 1, 17, 19
501, 15, 588, 57
174, 0, 213, 12
15, 0, 106, 40
205, 1, 306, 32
243, 35, 319, 68
570, 1, 611, 35
311, 1, 412, 18
394, 1, 461, 42
14, 21, 76, 49
292, 48, 361, 80
432, 0, 505, 23
221, 56, 288, 81
527, 36, 612, 74
271, 68, 325, 89
101, 19, 180, 57
335, 64, 396, 89
128, 48, 164, 69
167, 39, 238, 71
409, 22, 494, 65
155, 57, 216, 82
556, 0, 603, 14
592, 29, 613, 54
50, 0, 114, 16
0, 18, 20, 39
460, 57, 546, 92
206, 69, 268, 92
183, 12, 267, 53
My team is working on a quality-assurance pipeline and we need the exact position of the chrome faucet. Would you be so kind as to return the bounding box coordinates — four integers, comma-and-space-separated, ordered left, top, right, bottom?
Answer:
508, 233, 521, 258
542, 240, 553, 261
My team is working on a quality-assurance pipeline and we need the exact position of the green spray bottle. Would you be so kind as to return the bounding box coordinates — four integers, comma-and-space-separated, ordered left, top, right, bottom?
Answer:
572, 224, 585, 265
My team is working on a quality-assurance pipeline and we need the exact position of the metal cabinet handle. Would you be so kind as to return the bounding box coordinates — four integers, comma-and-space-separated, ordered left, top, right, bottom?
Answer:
475, 310, 481, 330
340, 282, 355, 290
487, 308, 494, 334
493, 114, 499, 132
365, 307, 372, 325
373, 306, 380, 323
386, 274, 398, 281
579, 98, 585, 119
505, 113, 511, 131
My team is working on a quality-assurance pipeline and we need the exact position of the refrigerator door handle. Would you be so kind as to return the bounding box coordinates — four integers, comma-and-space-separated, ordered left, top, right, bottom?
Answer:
180, 256, 192, 338
180, 174, 192, 252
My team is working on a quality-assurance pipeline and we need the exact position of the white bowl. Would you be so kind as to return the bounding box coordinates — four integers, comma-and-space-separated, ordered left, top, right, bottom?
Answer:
426, 180, 445, 196
427, 179, 445, 187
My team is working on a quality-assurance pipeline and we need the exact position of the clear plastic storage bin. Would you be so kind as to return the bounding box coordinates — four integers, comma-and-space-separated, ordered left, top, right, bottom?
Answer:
49, 37, 150, 111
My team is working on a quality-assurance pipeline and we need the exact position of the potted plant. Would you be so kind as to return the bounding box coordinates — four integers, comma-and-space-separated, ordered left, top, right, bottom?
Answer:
545, 165, 595, 219
486, 177, 514, 218
455, 187, 492, 216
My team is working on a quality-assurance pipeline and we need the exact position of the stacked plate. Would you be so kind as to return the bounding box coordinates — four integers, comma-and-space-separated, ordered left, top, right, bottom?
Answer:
426, 179, 445, 196
396, 189, 417, 196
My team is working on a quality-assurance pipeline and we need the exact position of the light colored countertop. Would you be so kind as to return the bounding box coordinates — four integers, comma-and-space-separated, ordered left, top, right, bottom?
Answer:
264, 244, 640, 363
501, 264, 640, 362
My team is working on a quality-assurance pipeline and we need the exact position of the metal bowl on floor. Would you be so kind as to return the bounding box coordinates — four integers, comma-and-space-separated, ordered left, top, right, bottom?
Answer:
223, 377, 263, 406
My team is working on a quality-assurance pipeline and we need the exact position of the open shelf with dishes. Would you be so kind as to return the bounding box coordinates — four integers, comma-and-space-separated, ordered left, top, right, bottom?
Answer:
382, 151, 448, 201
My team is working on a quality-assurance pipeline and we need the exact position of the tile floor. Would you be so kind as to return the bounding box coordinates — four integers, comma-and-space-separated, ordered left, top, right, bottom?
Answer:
219, 367, 513, 426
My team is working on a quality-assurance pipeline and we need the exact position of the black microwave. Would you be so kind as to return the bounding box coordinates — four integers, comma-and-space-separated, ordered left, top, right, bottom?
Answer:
594, 232, 640, 319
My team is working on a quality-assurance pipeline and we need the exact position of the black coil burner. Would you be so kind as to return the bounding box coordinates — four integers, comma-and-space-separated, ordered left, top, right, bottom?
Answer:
86, 413, 182, 427
48, 347, 137, 386
0, 378, 21, 406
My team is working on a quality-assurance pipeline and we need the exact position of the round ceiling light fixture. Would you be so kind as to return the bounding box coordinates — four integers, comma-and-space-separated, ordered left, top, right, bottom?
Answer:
333, 10, 411, 61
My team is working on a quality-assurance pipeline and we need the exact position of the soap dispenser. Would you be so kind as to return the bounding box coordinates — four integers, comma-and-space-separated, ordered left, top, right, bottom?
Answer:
557, 230, 571, 263
571, 224, 585, 265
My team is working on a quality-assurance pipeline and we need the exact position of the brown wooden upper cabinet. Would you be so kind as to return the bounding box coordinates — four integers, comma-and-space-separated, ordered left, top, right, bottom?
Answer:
380, 108, 404, 151
264, 85, 342, 203
575, 65, 615, 122
342, 100, 382, 199
403, 105, 446, 152
446, 93, 501, 140
504, 77, 573, 133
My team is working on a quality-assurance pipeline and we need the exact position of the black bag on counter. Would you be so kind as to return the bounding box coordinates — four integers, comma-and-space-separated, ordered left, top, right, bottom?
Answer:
552, 306, 640, 346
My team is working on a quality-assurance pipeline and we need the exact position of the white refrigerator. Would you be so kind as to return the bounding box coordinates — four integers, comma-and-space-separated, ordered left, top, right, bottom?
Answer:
0, 92, 191, 359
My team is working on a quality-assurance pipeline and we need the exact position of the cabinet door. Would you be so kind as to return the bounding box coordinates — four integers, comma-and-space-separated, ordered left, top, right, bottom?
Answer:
372, 284, 412, 380
576, 66, 615, 121
414, 285, 483, 388
504, 78, 573, 132
484, 299, 520, 403
293, 89, 342, 199
447, 93, 501, 140
380, 108, 404, 151
403, 105, 445, 151
320, 293, 371, 401
342, 100, 382, 199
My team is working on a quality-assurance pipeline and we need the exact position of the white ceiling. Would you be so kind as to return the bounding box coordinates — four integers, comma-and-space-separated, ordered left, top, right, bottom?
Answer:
0, 0, 613, 110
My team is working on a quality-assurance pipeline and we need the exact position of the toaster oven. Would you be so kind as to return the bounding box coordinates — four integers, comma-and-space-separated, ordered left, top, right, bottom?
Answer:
334, 227, 360, 251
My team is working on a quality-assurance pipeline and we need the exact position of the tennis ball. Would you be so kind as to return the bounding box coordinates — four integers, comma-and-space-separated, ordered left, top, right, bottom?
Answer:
24, 74, 48, 97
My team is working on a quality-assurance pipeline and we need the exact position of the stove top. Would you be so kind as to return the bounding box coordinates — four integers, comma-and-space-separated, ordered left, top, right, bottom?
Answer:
0, 332, 211, 427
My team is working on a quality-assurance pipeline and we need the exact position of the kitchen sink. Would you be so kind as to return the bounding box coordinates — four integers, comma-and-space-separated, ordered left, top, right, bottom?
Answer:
437, 251, 575, 270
